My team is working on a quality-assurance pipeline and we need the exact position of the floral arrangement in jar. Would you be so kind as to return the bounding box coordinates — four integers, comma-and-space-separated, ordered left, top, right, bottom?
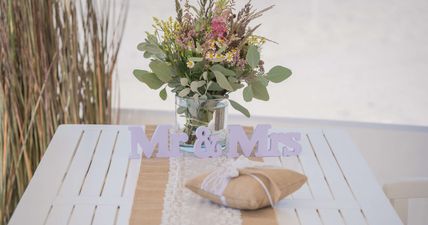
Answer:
134, 0, 292, 148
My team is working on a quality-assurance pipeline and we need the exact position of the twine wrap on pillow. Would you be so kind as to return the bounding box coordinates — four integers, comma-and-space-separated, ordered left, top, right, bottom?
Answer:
185, 157, 307, 210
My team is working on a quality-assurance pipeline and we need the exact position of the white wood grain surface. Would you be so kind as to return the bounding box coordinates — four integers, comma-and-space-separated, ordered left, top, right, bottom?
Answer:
8, 125, 403, 225
8, 125, 142, 225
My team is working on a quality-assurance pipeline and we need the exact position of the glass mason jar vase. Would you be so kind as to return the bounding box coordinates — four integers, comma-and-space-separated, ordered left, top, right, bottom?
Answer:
175, 96, 228, 151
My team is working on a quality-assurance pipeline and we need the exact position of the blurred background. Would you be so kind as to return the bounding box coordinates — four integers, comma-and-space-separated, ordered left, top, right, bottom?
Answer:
119, 0, 428, 126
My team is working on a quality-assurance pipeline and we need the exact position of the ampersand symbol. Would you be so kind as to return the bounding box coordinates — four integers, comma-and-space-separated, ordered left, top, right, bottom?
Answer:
194, 126, 222, 158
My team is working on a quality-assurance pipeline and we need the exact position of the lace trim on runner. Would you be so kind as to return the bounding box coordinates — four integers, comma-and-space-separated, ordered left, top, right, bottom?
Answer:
160, 156, 242, 225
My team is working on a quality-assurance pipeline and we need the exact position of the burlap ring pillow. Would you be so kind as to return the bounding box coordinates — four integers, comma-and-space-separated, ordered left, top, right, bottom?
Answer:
186, 167, 307, 210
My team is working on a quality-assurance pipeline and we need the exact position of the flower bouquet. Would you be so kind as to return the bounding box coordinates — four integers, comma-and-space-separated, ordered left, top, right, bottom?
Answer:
134, 0, 292, 147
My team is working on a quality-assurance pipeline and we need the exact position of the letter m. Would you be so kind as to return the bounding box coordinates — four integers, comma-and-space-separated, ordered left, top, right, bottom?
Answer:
128, 125, 170, 159
227, 125, 271, 158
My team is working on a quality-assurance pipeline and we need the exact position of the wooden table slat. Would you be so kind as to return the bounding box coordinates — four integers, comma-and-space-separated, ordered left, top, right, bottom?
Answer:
318, 209, 346, 225
44, 205, 73, 225
324, 129, 403, 225
8, 126, 84, 225
59, 128, 102, 196
298, 134, 333, 200
92, 205, 118, 225
102, 127, 134, 197
80, 129, 119, 196
307, 131, 354, 200
68, 204, 95, 225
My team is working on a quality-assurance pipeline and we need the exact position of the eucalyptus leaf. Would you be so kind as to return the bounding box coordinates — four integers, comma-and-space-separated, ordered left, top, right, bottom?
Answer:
178, 88, 191, 97
207, 81, 223, 91
197, 80, 206, 87
133, 69, 164, 90
229, 99, 250, 118
202, 71, 208, 80
246, 45, 260, 69
159, 88, 167, 100
193, 61, 205, 71
188, 57, 203, 62
251, 80, 270, 101
146, 33, 159, 44
149, 60, 173, 82
213, 71, 234, 91
143, 51, 152, 58
211, 64, 236, 76
136, 42, 147, 51
180, 78, 189, 86
168, 81, 180, 88
228, 77, 244, 90
260, 76, 269, 86
243, 86, 253, 102
190, 81, 205, 92
137, 42, 165, 58
267, 66, 292, 83
234, 83, 245, 90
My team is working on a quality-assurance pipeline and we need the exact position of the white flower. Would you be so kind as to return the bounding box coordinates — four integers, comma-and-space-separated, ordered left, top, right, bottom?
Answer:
206, 51, 215, 60
225, 52, 234, 63
186, 61, 195, 69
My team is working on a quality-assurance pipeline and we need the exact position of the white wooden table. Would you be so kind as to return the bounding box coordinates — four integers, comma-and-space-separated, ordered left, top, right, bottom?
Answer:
8, 125, 403, 225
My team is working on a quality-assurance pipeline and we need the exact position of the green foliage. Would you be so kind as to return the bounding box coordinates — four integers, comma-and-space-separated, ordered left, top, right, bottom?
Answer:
267, 66, 292, 83
149, 60, 174, 82
133, 70, 164, 89
207, 81, 223, 91
213, 71, 234, 91
178, 88, 191, 97
159, 88, 168, 100
246, 45, 260, 69
138, 42, 164, 58
243, 86, 253, 102
229, 99, 250, 118
190, 81, 205, 92
188, 57, 204, 62
251, 79, 270, 101
137, 34, 166, 59
211, 64, 236, 76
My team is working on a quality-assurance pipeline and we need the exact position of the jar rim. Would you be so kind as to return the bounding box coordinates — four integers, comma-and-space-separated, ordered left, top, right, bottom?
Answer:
175, 94, 229, 101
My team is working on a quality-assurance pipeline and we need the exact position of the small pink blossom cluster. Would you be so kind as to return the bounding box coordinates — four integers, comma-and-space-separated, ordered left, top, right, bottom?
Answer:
211, 16, 227, 38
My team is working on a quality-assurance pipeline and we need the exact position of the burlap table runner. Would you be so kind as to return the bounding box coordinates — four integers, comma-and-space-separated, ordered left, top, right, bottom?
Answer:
130, 125, 278, 225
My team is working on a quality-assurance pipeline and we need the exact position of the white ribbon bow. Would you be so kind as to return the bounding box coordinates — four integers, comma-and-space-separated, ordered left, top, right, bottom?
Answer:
200, 156, 279, 207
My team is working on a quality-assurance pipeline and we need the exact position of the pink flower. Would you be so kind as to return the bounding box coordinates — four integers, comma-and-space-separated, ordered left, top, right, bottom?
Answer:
211, 17, 227, 38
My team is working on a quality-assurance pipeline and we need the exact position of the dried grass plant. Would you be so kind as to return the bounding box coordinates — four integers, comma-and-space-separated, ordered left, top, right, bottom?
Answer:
0, 0, 128, 223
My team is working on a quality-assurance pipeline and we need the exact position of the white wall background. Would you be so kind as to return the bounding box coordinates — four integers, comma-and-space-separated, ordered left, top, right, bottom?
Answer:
116, 0, 428, 126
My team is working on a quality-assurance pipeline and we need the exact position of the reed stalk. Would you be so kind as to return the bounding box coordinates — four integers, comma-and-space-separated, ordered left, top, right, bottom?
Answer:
0, 0, 128, 224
